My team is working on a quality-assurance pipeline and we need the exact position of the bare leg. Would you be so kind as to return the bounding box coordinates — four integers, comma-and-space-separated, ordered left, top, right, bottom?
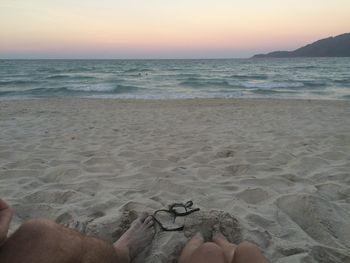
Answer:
0, 218, 118, 263
179, 231, 269, 263
188, 243, 227, 263
178, 233, 204, 263
113, 212, 155, 262
0, 199, 13, 246
212, 232, 236, 263
179, 233, 226, 263
0, 212, 155, 263
232, 241, 269, 263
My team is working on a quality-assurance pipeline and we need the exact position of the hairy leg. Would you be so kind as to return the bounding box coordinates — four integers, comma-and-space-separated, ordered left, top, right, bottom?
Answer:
0, 218, 118, 263
0, 212, 155, 263
232, 241, 269, 263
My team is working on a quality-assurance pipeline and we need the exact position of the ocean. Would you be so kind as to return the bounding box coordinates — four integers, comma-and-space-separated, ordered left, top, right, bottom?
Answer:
0, 58, 349, 100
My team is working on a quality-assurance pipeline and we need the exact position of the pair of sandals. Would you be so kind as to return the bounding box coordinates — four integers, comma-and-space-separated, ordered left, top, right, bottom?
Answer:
152, 201, 200, 231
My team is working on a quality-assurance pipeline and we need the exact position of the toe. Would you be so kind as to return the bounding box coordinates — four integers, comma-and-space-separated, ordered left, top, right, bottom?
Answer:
146, 219, 154, 227
193, 232, 204, 241
144, 215, 153, 225
213, 232, 227, 242
139, 211, 149, 222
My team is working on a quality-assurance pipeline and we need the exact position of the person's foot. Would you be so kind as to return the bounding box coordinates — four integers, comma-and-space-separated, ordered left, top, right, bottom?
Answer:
212, 232, 237, 263
114, 212, 155, 261
212, 231, 228, 243
178, 232, 204, 263
0, 199, 13, 246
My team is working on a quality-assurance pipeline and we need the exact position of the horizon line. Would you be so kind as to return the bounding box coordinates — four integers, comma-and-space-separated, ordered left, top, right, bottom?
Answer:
0, 57, 253, 60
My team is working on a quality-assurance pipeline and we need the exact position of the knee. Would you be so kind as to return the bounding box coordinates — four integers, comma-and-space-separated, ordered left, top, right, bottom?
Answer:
236, 241, 261, 253
196, 242, 225, 257
18, 219, 57, 239
20, 218, 56, 230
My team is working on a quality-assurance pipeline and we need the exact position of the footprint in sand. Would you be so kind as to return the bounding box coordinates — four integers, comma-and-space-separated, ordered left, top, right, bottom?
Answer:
276, 194, 350, 248
215, 149, 235, 158
222, 164, 250, 177
236, 188, 269, 204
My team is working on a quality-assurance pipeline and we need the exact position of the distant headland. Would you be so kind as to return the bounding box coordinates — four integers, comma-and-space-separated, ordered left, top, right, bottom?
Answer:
252, 33, 350, 58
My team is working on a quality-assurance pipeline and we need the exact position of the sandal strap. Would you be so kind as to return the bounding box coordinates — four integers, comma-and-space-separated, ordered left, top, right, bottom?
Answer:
169, 200, 200, 216
152, 200, 200, 231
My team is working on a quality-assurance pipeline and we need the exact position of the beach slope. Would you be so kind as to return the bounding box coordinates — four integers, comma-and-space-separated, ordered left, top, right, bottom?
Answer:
0, 98, 349, 262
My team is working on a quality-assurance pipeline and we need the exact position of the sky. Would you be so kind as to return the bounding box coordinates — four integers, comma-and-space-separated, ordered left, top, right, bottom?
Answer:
0, 0, 349, 59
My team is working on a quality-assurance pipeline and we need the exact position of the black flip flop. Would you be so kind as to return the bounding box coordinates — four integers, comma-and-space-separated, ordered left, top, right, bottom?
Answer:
152, 200, 200, 231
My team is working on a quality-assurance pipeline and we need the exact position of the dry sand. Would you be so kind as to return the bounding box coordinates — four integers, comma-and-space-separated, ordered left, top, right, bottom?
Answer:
0, 98, 349, 262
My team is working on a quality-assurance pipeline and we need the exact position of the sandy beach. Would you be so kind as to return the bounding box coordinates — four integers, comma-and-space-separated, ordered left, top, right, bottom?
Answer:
0, 98, 349, 262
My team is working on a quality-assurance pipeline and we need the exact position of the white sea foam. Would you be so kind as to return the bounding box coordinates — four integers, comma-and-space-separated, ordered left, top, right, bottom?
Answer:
68, 85, 115, 92
242, 81, 304, 89
0, 58, 349, 100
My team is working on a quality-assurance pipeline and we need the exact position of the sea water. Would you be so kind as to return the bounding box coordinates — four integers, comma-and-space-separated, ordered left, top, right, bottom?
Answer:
0, 58, 349, 100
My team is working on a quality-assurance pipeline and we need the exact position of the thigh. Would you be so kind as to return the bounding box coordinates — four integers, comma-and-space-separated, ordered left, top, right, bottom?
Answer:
189, 242, 227, 263
0, 219, 118, 263
232, 242, 269, 263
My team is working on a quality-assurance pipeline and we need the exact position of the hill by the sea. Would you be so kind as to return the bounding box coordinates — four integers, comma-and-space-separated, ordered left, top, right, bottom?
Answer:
253, 33, 350, 58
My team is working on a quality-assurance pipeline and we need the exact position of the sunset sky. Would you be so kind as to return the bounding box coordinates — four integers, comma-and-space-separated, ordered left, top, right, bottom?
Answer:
1, 0, 349, 59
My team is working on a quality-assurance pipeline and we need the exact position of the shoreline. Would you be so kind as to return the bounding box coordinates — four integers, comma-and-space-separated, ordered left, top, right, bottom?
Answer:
1, 96, 350, 103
